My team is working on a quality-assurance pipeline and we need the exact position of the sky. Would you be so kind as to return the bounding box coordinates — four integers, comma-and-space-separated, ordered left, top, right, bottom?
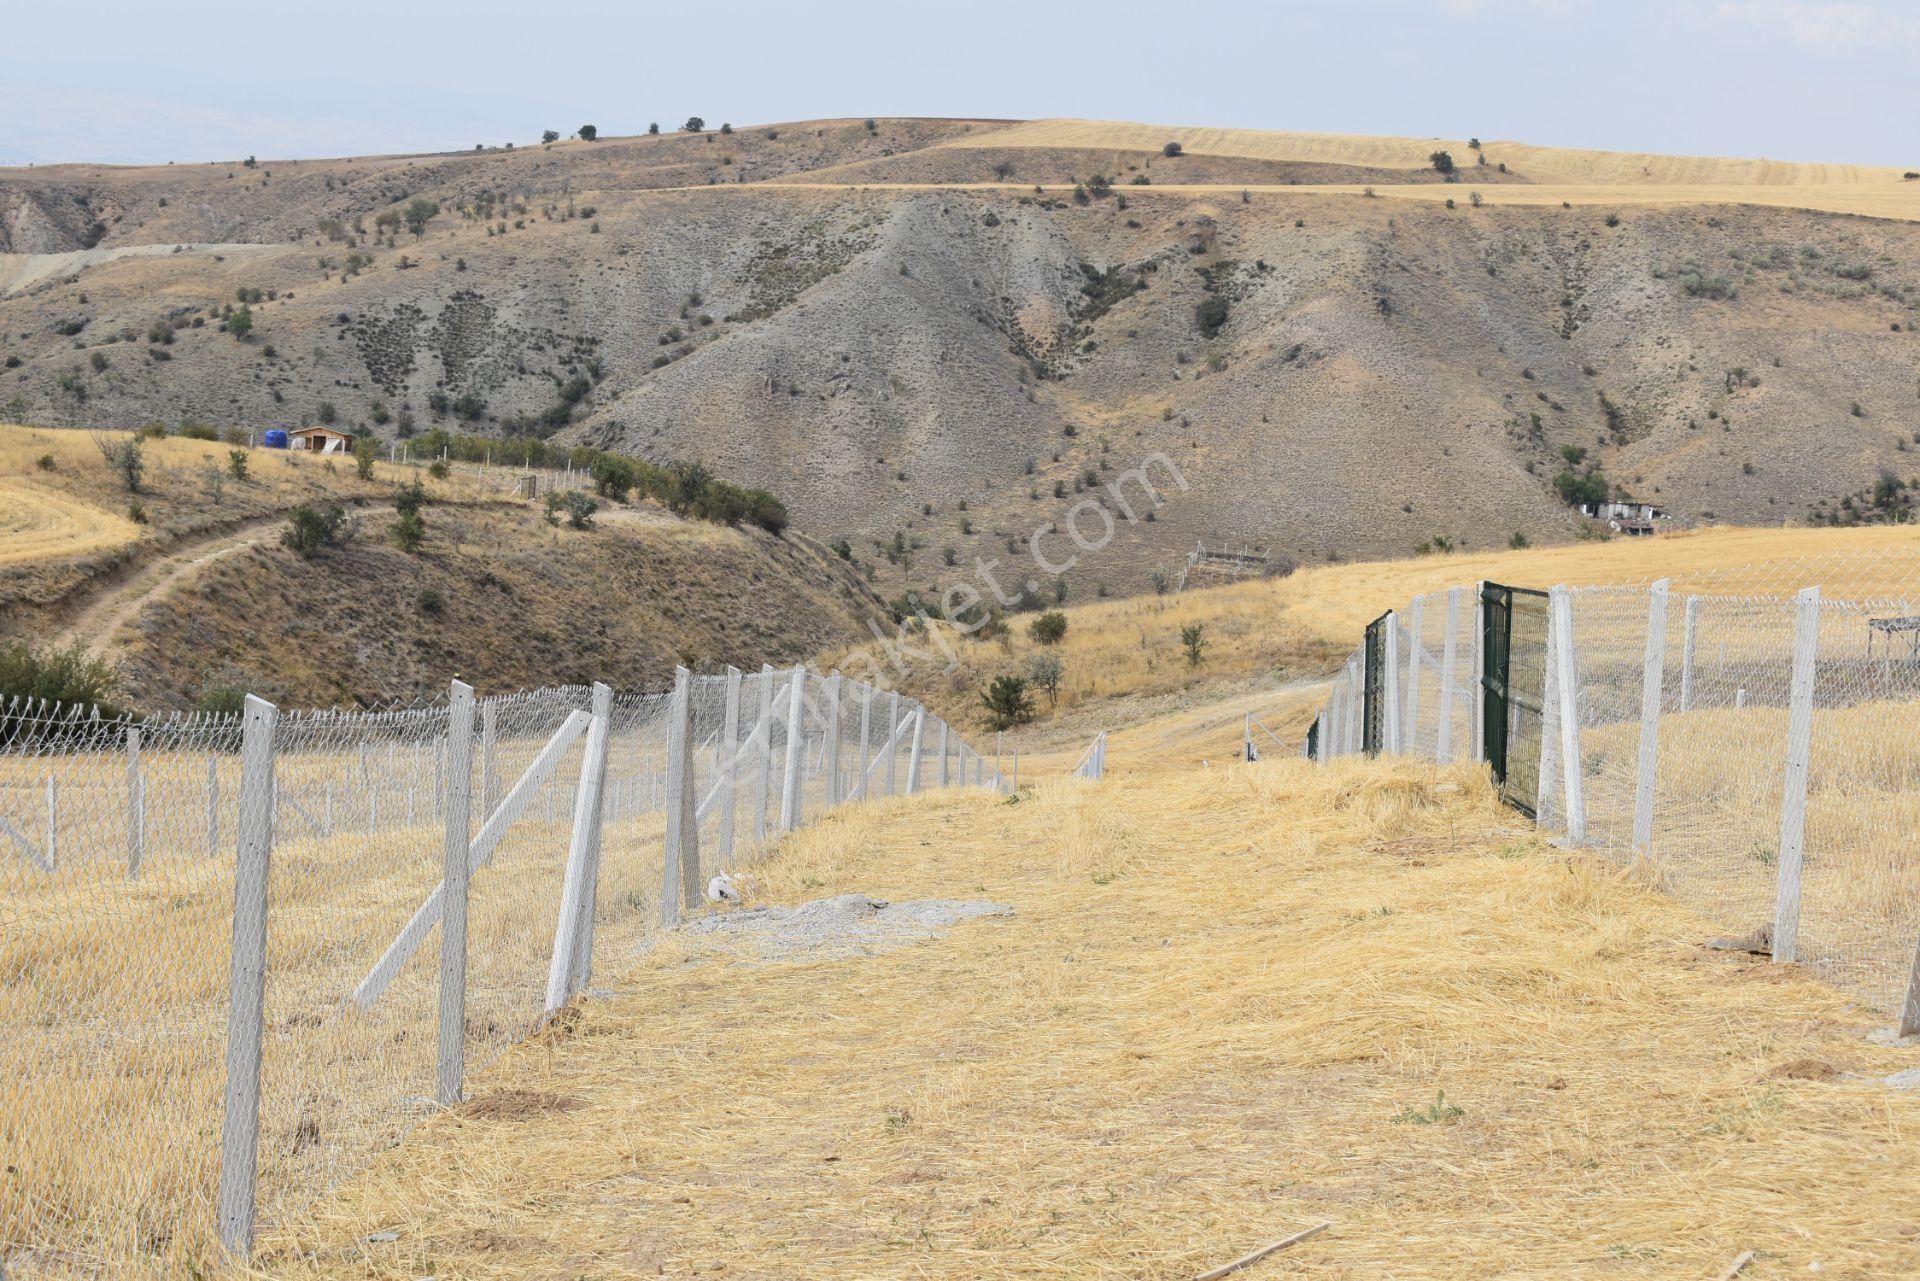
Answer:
2, 0, 1917, 168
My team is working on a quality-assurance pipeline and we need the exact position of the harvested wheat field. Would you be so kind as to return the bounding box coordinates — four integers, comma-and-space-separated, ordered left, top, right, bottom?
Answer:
259, 751, 1920, 1280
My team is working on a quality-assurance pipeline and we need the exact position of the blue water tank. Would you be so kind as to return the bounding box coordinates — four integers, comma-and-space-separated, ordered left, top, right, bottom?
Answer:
262, 429, 289, 449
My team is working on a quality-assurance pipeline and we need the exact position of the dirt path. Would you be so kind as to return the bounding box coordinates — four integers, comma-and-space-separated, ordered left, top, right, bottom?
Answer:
52, 517, 283, 660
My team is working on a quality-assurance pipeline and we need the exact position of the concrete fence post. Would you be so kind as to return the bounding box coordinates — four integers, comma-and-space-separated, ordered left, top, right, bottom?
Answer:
753, 664, 775, 841
779, 666, 806, 832
126, 726, 144, 878
1772, 587, 1821, 965
886, 691, 902, 796
436, 681, 476, 1105
1548, 585, 1587, 843
1344, 654, 1362, 757
717, 666, 742, 863
936, 717, 949, 788
566, 682, 615, 997
905, 705, 926, 793
1404, 596, 1423, 752
855, 682, 873, 801
217, 695, 279, 1260
1382, 613, 1401, 755
1438, 587, 1460, 764
545, 679, 610, 998
1680, 594, 1700, 713
823, 672, 844, 807
1631, 580, 1670, 858
658, 668, 696, 929
1899, 934, 1920, 1038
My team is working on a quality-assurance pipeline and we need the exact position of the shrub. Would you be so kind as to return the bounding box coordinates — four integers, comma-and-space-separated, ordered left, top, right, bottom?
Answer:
542, 130, 560, 144
564, 491, 598, 529
1195, 296, 1229, 338
35, 453, 55, 471
428, 459, 449, 480
390, 507, 426, 552
1181, 622, 1206, 667
227, 449, 249, 481
352, 435, 377, 480
1028, 653, 1064, 707
591, 455, 637, 501
1162, 141, 1182, 157
577, 124, 598, 141
980, 674, 1035, 730
282, 503, 352, 557
1430, 150, 1455, 174
0, 642, 122, 739
178, 421, 219, 441
317, 401, 337, 424
1552, 466, 1609, 507
89, 350, 108, 372
416, 587, 445, 615
1028, 611, 1068, 645
93, 434, 144, 492
683, 117, 705, 133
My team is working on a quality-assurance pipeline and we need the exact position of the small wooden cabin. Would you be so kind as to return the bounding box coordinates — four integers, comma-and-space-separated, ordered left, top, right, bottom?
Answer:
287, 425, 357, 454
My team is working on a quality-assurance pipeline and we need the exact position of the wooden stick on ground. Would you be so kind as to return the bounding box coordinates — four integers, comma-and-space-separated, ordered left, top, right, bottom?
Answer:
1714, 1251, 1755, 1281
1193, 1222, 1332, 1281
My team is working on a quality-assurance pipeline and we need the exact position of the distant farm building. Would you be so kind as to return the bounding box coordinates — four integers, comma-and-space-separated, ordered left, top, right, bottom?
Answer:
1580, 500, 1663, 523
1579, 500, 1666, 536
287, 425, 356, 454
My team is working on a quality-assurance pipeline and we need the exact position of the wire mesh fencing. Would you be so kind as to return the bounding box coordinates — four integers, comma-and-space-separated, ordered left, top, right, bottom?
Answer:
0, 667, 999, 1279
1306, 568, 1920, 1032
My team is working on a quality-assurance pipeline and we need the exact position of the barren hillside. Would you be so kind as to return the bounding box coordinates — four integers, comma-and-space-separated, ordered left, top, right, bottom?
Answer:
0, 424, 883, 711
4, 118, 1918, 604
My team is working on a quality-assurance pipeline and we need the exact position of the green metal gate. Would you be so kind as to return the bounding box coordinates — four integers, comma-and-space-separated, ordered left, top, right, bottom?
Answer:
1480, 583, 1549, 816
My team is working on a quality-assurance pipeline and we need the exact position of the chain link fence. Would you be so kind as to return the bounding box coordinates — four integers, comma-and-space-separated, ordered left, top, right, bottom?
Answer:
1307, 556, 1920, 1034
0, 667, 999, 1279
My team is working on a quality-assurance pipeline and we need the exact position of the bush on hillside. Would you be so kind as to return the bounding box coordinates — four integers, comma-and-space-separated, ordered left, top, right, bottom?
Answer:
0, 642, 122, 743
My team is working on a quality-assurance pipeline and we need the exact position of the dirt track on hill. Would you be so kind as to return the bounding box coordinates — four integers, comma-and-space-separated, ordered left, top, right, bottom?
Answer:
51, 516, 283, 660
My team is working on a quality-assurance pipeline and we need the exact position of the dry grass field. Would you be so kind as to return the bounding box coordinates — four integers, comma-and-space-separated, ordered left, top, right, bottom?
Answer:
866, 525, 1920, 738
939, 118, 1912, 185
252, 756, 1920, 1280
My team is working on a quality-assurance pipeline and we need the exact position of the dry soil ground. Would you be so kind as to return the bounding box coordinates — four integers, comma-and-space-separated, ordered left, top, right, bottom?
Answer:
254, 713, 1920, 1280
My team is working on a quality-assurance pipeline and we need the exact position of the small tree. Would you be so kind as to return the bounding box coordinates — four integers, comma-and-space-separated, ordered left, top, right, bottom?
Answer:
648, 122, 660, 135
1148, 567, 1170, 596
403, 197, 440, 238
591, 455, 637, 501
1028, 653, 1064, 707
282, 504, 351, 557
683, 117, 705, 133
577, 124, 598, 141
720, 122, 733, 134
390, 478, 427, 551
227, 449, 249, 481
1162, 141, 1182, 157
1181, 623, 1207, 667
93, 433, 144, 493
1028, 611, 1068, 645
352, 435, 377, 481
1195, 296, 1229, 338
564, 491, 598, 529
543, 491, 565, 527
981, 674, 1035, 730
542, 129, 560, 144
1430, 150, 1455, 174
317, 401, 337, 425
225, 305, 252, 339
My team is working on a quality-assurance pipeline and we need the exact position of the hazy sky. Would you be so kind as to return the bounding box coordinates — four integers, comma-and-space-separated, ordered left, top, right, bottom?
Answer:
2, 0, 1916, 168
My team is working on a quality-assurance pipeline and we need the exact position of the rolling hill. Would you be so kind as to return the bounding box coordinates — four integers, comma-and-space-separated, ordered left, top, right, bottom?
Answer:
3, 117, 1918, 608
